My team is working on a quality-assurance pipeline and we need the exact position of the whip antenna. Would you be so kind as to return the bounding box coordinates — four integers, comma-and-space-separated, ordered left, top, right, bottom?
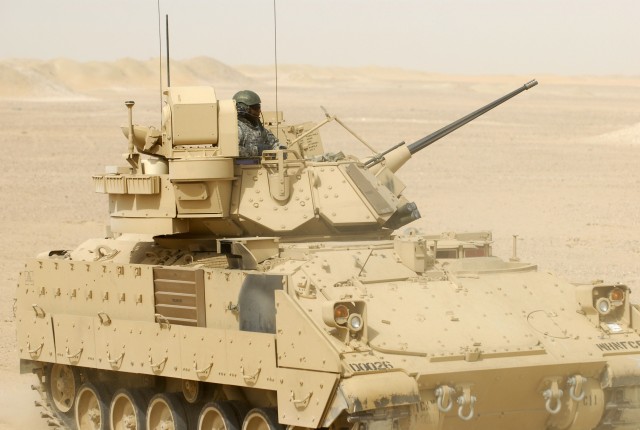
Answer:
273, 0, 279, 138
166, 14, 171, 87
157, 0, 163, 121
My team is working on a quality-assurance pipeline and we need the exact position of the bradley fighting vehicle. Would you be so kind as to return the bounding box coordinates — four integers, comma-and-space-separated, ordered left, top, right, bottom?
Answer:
16, 79, 640, 430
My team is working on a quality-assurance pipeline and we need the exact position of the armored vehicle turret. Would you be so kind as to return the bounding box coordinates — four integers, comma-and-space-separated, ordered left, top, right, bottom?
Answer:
16, 79, 640, 430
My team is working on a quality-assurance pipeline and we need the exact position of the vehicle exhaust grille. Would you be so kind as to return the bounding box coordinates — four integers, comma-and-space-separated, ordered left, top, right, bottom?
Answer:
153, 268, 205, 327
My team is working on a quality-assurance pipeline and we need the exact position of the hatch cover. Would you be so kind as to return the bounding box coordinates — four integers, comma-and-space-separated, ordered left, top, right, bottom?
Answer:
527, 310, 571, 339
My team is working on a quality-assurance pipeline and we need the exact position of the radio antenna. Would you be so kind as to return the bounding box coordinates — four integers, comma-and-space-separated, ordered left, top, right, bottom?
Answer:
166, 14, 171, 87
157, 0, 163, 122
273, 0, 279, 138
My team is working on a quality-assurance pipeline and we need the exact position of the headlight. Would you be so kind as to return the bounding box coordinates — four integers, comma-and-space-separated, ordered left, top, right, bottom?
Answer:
348, 313, 363, 332
322, 300, 367, 340
576, 283, 630, 327
596, 297, 612, 315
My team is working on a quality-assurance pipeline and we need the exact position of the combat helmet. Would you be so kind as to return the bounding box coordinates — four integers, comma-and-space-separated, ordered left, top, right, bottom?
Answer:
233, 90, 261, 115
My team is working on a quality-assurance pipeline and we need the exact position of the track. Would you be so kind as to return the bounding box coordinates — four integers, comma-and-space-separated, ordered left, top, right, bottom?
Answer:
30, 363, 283, 430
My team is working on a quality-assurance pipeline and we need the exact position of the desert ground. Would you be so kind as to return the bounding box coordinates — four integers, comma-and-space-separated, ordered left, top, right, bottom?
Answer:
0, 58, 639, 428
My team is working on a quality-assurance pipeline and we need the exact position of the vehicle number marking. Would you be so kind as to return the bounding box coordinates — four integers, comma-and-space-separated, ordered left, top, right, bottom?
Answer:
596, 341, 640, 351
349, 361, 394, 372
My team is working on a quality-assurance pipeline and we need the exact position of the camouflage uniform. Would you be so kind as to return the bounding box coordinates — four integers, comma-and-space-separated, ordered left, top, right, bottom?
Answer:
237, 117, 280, 157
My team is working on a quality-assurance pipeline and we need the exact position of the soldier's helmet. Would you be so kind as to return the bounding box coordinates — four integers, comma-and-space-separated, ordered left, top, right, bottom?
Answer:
233, 90, 261, 115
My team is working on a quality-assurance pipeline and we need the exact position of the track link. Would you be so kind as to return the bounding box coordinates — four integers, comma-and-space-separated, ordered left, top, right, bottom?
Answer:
32, 368, 74, 430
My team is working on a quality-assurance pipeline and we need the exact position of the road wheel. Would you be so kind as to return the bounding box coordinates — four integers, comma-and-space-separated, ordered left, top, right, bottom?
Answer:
75, 382, 110, 430
46, 363, 81, 415
146, 393, 188, 430
110, 388, 148, 430
242, 408, 283, 430
182, 379, 204, 404
198, 401, 241, 430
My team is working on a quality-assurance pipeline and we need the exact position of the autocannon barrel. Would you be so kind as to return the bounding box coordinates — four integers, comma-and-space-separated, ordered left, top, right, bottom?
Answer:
406, 79, 538, 155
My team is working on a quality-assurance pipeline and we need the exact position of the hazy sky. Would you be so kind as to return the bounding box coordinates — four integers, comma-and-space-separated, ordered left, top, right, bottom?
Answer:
1, 0, 638, 76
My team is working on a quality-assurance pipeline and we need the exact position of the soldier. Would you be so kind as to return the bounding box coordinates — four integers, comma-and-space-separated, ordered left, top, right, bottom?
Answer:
233, 90, 281, 157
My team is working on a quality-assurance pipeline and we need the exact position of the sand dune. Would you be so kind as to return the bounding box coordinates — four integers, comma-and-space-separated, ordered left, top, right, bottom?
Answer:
4, 57, 639, 100
0, 57, 251, 98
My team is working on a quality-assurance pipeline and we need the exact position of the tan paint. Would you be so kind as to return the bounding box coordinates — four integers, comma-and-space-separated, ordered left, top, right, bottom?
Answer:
16, 83, 640, 430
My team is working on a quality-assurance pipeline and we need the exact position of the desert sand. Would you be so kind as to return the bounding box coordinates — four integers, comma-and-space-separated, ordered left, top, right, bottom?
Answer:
0, 58, 639, 428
